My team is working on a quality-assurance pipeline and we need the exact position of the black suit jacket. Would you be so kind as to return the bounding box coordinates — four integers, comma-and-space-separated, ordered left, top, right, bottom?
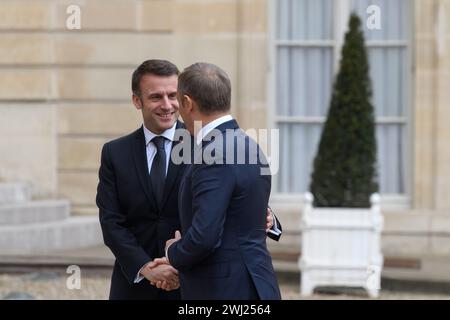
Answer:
96, 121, 185, 300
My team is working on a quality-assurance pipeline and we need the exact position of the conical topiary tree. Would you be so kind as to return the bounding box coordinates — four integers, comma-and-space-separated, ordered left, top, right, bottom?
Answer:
309, 13, 378, 208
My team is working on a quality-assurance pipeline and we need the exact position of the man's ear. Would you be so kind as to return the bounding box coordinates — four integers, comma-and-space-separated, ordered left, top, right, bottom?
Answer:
132, 94, 143, 110
183, 95, 194, 113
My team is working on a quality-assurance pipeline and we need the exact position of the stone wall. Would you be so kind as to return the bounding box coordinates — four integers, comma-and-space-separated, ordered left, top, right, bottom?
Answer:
414, 0, 450, 212
0, 0, 266, 214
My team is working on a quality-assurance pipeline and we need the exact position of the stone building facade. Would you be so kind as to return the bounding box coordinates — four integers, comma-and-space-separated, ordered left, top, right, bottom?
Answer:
0, 0, 449, 259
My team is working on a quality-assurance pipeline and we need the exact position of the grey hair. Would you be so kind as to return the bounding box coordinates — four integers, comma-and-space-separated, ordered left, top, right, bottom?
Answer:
178, 62, 231, 114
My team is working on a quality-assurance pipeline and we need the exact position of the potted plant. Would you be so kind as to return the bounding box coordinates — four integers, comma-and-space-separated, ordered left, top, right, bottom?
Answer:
299, 13, 384, 298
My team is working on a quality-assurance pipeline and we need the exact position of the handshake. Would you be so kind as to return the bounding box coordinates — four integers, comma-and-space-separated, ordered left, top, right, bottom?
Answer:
141, 256, 179, 291
139, 209, 276, 291
140, 230, 182, 291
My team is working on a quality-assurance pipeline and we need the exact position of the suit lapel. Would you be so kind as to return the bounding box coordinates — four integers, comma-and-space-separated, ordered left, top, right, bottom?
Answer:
132, 127, 157, 207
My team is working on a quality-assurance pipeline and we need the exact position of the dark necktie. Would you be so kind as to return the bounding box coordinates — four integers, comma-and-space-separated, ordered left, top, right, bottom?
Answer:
150, 136, 167, 207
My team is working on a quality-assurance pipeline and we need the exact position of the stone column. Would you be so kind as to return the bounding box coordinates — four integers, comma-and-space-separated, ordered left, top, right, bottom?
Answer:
414, 0, 450, 211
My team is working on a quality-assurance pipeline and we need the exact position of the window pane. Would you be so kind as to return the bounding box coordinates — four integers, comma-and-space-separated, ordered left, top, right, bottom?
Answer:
376, 124, 406, 194
277, 47, 333, 117
277, 0, 291, 39
369, 47, 407, 117
351, 0, 409, 40
277, 123, 323, 193
277, 0, 334, 40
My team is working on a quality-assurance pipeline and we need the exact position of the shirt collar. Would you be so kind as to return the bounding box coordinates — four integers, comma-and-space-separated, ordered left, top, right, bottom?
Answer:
196, 114, 233, 145
143, 122, 177, 146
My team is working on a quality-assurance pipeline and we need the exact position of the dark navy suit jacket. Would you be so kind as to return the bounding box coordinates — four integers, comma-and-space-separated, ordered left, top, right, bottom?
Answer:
96, 121, 185, 300
167, 119, 281, 300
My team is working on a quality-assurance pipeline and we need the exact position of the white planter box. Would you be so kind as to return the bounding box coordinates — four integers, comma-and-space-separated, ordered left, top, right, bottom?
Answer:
299, 192, 384, 298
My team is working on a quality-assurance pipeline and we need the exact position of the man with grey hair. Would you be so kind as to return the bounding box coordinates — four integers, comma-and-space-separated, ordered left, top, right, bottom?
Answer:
152, 62, 281, 299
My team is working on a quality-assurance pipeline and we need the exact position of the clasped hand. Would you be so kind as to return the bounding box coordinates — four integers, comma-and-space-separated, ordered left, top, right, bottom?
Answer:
142, 230, 182, 291
141, 256, 179, 291
142, 210, 273, 292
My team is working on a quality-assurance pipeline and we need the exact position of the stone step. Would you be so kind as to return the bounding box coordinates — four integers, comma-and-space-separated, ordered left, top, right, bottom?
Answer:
0, 216, 103, 253
0, 183, 31, 204
0, 200, 70, 225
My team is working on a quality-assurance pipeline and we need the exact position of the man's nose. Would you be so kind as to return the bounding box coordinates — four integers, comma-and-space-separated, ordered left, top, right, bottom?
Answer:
161, 96, 171, 110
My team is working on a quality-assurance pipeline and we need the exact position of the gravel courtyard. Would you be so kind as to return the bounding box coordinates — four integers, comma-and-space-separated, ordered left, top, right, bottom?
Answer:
1, 272, 450, 300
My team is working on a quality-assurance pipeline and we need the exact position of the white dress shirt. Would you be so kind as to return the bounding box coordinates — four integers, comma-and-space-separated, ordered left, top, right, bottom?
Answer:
195, 114, 233, 145
135, 122, 177, 283
143, 122, 177, 175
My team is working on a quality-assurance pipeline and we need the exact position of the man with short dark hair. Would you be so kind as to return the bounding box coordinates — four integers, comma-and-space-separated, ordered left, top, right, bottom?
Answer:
159, 62, 281, 299
97, 60, 281, 300
97, 59, 183, 300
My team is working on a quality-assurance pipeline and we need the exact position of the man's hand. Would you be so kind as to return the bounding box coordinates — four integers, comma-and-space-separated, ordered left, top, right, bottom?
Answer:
140, 259, 179, 291
147, 256, 170, 269
266, 207, 274, 232
165, 230, 182, 253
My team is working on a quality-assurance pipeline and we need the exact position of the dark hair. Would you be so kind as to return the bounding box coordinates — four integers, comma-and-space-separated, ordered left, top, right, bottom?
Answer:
132, 59, 179, 97
178, 62, 231, 114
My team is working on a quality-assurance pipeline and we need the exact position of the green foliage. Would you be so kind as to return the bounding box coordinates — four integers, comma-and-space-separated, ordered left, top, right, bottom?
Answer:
309, 13, 379, 208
